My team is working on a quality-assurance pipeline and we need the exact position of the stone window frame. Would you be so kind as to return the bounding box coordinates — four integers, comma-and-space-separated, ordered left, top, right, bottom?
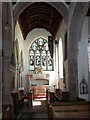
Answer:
29, 37, 54, 71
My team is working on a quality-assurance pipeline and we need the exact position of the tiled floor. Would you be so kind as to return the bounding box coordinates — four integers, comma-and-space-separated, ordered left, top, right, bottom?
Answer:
14, 100, 48, 120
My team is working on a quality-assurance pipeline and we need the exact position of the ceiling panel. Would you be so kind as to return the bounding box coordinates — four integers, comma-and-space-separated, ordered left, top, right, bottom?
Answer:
18, 2, 62, 40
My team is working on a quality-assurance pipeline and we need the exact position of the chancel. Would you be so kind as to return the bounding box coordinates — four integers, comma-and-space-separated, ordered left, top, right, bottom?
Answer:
0, 1, 90, 120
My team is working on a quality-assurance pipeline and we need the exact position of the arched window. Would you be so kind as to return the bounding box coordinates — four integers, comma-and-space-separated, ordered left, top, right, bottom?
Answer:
29, 37, 53, 71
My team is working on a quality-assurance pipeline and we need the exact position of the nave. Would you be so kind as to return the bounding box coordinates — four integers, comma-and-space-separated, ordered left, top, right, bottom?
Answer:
11, 88, 90, 120
13, 99, 90, 120
14, 100, 48, 120
1, 1, 90, 120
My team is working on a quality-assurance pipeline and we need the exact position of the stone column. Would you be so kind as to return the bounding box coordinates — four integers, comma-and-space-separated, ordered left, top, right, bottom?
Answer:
2, 56, 13, 104
67, 2, 88, 101
2, 55, 13, 119
16, 65, 19, 90
67, 49, 79, 101
67, 3, 79, 101
2, 2, 13, 119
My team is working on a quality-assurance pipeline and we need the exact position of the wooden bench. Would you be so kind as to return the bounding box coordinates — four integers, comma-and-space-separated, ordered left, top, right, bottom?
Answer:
27, 92, 32, 108
48, 102, 90, 120
51, 104, 90, 112
50, 101, 90, 106
11, 91, 25, 113
54, 111, 90, 119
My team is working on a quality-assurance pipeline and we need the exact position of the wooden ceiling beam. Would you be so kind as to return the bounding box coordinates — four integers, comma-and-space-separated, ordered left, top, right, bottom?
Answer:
18, 2, 62, 40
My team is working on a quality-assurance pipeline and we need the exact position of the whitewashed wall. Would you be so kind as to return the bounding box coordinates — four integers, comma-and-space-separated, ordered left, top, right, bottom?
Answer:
15, 22, 59, 93
78, 17, 89, 101
23, 28, 55, 93
15, 22, 24, 90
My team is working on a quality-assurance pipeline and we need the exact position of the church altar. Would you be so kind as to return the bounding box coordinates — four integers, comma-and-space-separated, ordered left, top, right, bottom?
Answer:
29, 66, 49, 86
28, 73, 50, 100
28, 66, 50, 100
29, 72, 49, 79
29, 73, 49, 86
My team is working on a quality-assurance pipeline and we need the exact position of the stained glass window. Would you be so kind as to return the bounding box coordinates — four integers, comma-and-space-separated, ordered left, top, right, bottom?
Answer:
29, 37, 53, 71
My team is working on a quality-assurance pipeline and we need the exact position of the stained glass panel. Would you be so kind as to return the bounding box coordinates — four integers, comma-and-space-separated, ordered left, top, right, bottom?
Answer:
29, 37, 53, 71
36, 56, 40, 66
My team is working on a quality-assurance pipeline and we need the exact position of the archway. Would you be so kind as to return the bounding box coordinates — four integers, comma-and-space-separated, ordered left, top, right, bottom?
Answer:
67, 2, 89, 100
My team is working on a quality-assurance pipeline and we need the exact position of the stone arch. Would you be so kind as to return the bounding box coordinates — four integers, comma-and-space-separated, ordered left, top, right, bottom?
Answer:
67, 2, 89, 100
13, 1, 69, 25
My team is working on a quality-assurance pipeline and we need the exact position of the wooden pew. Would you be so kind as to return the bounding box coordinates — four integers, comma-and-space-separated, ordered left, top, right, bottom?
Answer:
48, 102, 90, 120
54, 111, 90, 119
11, 91, 25, 113
50, 101, 90, 106
27, 92, 32, 108
18, 89, 25, 102
46, 89, 50, 104
52, 104, 90, 112
11, 92, 19, 113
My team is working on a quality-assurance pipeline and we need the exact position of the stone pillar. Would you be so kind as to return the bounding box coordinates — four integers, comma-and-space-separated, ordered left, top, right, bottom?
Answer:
2, 56, 13, 105
67, 2, 88, 101
67, 3, 79, 101
2, 2, 13, 119
2, 56, 13, 119
67, 52, 79, 101
15, 63, 20, 90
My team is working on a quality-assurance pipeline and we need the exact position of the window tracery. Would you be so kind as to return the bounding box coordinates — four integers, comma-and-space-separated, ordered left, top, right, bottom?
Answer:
29, 37, 53, 71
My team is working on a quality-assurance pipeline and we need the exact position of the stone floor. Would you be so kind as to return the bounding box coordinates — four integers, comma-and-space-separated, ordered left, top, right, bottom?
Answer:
14, 100, 48, 120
